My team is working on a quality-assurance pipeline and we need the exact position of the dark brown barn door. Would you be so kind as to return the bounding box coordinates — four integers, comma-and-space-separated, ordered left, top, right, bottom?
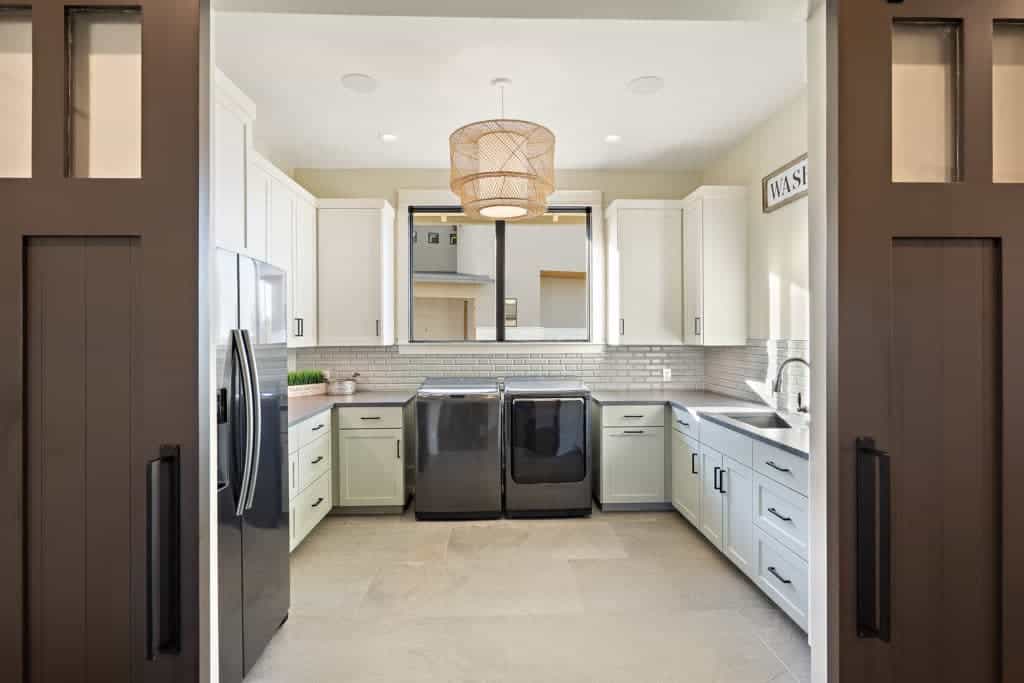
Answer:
835, 1, 1024, 682
0, 2, 204, 682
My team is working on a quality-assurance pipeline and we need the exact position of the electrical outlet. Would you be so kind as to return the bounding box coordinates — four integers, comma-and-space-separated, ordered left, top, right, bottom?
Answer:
662, 367, 672, 382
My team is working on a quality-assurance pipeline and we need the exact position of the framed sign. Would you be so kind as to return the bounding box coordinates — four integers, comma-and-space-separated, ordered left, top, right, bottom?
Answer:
762, 153, 808, 212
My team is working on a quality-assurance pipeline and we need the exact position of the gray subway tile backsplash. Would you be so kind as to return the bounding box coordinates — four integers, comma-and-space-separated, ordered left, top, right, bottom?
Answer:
293, 338, 810, 411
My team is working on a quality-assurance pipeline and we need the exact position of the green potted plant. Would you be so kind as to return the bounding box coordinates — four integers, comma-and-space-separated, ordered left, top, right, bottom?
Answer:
287, 369, 327, 398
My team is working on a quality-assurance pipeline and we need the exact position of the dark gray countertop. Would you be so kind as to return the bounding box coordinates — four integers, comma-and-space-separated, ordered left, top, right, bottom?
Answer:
287, 391, 414, 426
591, 389, 810, 458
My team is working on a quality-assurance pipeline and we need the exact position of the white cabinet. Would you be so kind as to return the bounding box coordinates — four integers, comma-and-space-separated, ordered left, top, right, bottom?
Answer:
213, 71, 256, 257
335, 406, 405, 510
605, 200, 685, 345
721, 454, 756, 578
245, 159, 270, 262
681, 186, 747, 346
318, 200, 395, 346
699, 445, 725, 549
291, 197, 318, 347
671, 429, 701, 526
600, 426, 666, 505
288, 408, 333, 551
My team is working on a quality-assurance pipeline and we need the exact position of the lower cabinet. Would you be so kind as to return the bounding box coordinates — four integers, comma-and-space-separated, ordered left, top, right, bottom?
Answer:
671, 429, 701, 525
288, 408, 333, 551
335, 406, 405, 510
668, 410, 809, 632
699, 445, 724, 549
754, 527, 809, 630
721, 454, 756, 578
600, 426, 666, 504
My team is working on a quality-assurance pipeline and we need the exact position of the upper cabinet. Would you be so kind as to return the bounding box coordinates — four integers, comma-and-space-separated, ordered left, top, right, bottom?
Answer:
292, 198, 318, 347
213, 71, 257, 258
253, 155, 318, 348
318, 200, 395, 346
681, 186, 747, 346
605, 200, 685, 345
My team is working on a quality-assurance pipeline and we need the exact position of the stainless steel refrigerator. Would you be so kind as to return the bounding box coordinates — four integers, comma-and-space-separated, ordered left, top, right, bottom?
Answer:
215, 249, 290, 683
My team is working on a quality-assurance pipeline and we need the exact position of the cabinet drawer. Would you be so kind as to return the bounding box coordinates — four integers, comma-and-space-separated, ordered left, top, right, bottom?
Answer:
297, 432, 331, 493
297, 410, 330, 449
670, 405, 699, 440
699, 419, 753, 468
603, 404, 664, 428
294, 471, 331, 546
601, 427, 666, 504
338, 406, 402, 430
753, 441, 808, 496
754, 528, 808, 631
288, 454, 300, 501
754, 473, 808, 560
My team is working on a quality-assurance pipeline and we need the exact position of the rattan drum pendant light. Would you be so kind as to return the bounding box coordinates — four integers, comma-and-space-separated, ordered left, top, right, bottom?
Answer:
450, 78, 555, 221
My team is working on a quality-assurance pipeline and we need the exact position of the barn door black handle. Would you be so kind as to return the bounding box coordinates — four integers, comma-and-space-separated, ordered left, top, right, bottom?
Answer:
147, 445, 182, 660
856, 436, 891, 643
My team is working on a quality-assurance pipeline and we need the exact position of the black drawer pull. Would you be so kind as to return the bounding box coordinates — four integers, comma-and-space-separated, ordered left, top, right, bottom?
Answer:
676, 419, 690, 427
768, 507, 792, 522
765, 460, 792, 474
311, 456, 324, 464
360, 416, 381, 421
623, 430, 644, 434
691, 452, 698, 475
311, 497, 324, 508
713, 466, 721, 491
624, 415, 644, 418
767, 566, 792, 585
311, 424, 324, 431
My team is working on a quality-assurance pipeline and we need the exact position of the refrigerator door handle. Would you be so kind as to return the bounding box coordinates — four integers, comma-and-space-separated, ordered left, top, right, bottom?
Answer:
232, 329, 255, 517
242, 329, 263, 511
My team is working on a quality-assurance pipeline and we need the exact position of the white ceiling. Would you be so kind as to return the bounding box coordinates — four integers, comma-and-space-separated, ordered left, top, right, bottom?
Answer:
215, 13, 806, 171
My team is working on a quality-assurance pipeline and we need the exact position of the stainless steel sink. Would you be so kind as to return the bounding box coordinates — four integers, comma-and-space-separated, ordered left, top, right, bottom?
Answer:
722, 412, 792, 429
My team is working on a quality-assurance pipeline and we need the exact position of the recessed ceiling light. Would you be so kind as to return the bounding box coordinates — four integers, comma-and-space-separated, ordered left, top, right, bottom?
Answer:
341, 73, 378, 94
379, 132, 398, 143
627, 76, 664, 95
605, 134, 622, 143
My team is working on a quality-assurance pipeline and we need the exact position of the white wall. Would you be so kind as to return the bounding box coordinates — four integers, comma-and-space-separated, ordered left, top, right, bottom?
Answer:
505, 223, 588, 330
294, 167, 701, 207
701, 92, 809, 342
807, 1, 829, 680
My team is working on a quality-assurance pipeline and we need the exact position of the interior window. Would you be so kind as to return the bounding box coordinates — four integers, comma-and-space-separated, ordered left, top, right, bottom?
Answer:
409, 208, 590, 342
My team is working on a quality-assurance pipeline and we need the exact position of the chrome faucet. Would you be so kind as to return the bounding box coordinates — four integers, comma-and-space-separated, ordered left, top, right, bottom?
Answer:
773, 357, 810, 413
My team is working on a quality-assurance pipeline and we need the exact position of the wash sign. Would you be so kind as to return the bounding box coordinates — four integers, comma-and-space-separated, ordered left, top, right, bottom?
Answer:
762, 154, 808, 213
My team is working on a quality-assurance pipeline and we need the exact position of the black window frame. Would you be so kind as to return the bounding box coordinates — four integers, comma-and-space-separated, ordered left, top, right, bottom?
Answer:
408, 205, 593, 343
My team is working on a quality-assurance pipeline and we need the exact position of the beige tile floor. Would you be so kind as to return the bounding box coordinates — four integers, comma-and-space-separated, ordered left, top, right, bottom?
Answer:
249, 509, 811, 683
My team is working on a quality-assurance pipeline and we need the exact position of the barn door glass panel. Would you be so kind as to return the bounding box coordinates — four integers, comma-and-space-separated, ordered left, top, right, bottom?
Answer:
892, 21, 962, 183
67, 8, 142, 178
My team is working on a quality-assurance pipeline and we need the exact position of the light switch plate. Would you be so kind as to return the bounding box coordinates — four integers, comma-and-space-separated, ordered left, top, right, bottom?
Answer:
662, 367, 672, 382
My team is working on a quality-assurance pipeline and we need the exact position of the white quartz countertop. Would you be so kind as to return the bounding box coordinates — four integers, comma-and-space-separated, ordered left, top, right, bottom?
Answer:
591, 389, 810, 458
287, 391, 414, 426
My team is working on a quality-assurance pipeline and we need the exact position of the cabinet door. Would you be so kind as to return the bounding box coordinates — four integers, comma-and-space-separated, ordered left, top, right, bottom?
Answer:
268, 179, 293, 272
337, 429, 404, 507
601, 427, 665, 504
245, 160, 269, 262
700, 445, 724, 549
291, 199, 317, 347
722, 455, 756, 578
617, 209, 683, 345
318, 209, 383, 345
671, 430, 701, 526
213, 98, 247, 253
682, 200, 703, 345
